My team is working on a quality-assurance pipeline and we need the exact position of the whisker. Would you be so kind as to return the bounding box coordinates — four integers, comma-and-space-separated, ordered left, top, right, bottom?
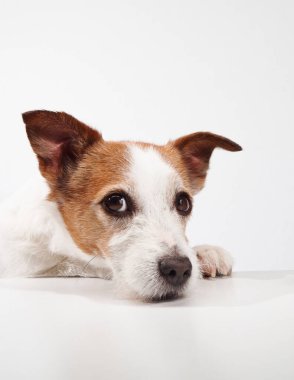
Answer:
81, 254, 98, 276
80, 242, 108, 276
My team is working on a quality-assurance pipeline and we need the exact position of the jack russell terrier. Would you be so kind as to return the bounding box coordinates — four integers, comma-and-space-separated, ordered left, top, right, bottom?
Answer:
0, 111, 242, 300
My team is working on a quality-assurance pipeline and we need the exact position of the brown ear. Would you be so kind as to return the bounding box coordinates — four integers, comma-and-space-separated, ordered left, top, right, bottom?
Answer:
172, 132, 242, 193
22, 110, 102, 187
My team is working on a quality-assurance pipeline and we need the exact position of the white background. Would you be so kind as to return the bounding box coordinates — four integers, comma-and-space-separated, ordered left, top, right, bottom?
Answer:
0, 0, 293, 271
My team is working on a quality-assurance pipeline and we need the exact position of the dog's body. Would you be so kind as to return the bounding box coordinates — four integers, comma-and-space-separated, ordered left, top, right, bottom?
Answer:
0, 175, 112, 278
0, 111, 241, 300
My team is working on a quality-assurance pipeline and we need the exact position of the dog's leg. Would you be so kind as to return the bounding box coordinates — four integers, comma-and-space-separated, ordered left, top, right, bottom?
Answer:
193, 245, 233, 278
35, 257, 113, 279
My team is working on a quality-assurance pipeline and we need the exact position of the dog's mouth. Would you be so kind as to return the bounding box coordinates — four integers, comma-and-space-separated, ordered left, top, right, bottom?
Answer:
149, 291, 184, 303
115, 271, 191, 302
132, 279, 191, 303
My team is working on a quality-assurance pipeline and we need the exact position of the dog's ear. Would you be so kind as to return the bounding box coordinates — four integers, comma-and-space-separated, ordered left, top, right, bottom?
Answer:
22, 110, 102, 187
172, 132, 242, 193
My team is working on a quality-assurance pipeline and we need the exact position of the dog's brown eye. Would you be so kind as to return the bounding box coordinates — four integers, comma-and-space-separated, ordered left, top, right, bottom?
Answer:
102, 192, 133, 217
104, 194, 127, 212
175, 192, 192, 216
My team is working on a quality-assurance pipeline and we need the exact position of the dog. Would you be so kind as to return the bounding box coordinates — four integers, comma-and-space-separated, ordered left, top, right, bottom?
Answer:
0, 110, 242, 300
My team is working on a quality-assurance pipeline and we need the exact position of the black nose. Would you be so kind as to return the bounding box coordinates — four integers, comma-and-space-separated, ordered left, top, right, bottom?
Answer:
158, 256, 192, 286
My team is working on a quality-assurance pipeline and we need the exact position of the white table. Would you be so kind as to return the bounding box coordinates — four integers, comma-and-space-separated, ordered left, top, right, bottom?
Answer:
1, 272, 293, 380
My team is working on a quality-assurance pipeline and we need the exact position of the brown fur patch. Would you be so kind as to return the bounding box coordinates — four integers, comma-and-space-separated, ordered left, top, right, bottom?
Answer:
23, 110, 102, 189
54, 141, 130, 255
171, 132, 242, 193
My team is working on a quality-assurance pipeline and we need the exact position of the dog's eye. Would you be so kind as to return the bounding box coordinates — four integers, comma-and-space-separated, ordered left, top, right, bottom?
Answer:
102, 193, 130, 216
175, 192, 192, 216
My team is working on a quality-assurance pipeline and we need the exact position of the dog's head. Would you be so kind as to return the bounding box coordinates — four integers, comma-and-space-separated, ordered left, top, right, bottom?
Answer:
22, 110, 241, 300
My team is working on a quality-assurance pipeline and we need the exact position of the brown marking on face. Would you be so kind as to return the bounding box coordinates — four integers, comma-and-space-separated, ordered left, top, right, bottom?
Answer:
54, 141, 131, 255
156, 144, 194, 193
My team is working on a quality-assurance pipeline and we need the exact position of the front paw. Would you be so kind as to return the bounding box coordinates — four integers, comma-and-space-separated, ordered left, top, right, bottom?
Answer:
193, 245, 233, 278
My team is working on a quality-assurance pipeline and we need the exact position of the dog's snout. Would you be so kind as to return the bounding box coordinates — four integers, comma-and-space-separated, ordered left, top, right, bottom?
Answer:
158, 256, 192, 286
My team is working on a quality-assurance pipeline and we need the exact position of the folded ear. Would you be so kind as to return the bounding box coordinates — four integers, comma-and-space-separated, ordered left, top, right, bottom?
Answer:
22, 110, 102, 187
172, 132, 242, 193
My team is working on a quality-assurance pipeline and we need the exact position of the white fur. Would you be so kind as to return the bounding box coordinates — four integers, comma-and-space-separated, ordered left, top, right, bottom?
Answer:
109, 145, 200, 299
0, 173, 111, 278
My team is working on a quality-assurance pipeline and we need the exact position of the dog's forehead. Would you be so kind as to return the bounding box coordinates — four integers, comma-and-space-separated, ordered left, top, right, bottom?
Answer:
71, 140, 190, 203
128, 144, 184, 201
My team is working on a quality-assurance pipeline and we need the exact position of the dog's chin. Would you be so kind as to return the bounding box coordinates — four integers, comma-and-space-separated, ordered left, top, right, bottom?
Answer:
124, 287, 186, 303
148, 291, 184, 303
141, 286, 191, 303
113, 275, 191, 303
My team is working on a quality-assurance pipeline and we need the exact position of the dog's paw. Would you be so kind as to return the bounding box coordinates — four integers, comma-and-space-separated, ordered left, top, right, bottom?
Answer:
193, 245, 233, 278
